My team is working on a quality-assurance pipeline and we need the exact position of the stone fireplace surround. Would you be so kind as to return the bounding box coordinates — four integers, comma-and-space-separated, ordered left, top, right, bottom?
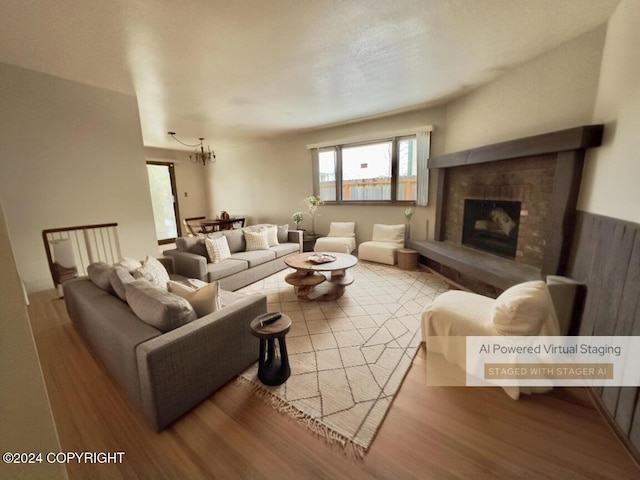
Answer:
407, 125, 603, 296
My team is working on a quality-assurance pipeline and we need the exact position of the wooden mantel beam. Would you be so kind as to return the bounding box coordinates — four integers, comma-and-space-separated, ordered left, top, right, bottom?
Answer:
429, 124, 603, 169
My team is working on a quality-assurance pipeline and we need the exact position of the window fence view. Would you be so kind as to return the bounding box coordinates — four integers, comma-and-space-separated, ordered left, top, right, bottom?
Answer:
318, 136, 417, 202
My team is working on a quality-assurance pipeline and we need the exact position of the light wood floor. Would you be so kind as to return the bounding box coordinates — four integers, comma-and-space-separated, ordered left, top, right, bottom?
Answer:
28, 289, 639, 479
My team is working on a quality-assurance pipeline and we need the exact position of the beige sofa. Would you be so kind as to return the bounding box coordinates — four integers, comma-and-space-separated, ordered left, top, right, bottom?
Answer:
165, 224, 302, 291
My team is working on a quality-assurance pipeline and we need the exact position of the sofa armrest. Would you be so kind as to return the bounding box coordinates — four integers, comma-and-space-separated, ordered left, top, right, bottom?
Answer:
288, 229, 304, 252
136, 292, 267, 430
164, 249, 207, 281
156, 256, 174, 274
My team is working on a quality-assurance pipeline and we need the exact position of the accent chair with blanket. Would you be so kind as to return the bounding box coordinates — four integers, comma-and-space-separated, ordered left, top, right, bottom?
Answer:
421, 276, 581, 399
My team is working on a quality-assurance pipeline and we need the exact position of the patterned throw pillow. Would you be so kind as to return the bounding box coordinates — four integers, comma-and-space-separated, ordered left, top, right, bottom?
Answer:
205, 236, 231, 263
244, 229, 270, 251
132, 256, 171, 289
167, 280, 221, 317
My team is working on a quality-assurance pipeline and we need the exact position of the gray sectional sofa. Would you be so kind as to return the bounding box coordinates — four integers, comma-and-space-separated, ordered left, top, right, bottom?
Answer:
63, 268, 267, 431
165, 224, 303, 291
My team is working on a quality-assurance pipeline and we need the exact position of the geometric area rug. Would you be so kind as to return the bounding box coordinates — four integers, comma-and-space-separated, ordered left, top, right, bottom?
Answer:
236, 260, 450, 456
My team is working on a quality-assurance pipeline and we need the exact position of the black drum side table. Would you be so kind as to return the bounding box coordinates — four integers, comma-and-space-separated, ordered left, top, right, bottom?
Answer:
250, 313, 292, 386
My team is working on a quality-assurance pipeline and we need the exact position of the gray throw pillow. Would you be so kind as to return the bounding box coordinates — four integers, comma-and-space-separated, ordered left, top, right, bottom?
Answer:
125, 280, 197, 332
221, 229, 246, 253
176, 236, 208, 258
87, 262, 114, 293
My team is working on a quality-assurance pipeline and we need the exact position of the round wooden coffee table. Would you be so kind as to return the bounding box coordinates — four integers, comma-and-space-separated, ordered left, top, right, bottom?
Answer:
284, 252, 358, 300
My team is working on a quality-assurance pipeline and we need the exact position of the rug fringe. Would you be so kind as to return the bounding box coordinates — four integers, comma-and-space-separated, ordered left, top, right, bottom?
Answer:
236, 376, 366, 459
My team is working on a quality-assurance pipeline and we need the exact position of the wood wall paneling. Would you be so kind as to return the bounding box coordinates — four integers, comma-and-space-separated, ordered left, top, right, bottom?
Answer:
567, 211, 640, 456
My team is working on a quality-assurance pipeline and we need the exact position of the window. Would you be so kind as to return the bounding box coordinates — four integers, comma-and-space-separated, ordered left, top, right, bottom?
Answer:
342, 141, 392, 201
318, 148, 337, 202
146, 162, 181, 244
312, 132, 428, 204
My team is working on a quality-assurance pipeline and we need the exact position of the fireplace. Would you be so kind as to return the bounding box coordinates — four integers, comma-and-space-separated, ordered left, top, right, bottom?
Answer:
406, 125, 603, 295
462, 199, 521, 259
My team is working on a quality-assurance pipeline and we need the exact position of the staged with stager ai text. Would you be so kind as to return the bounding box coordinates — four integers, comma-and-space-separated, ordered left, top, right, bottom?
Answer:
427, 336, 640, 387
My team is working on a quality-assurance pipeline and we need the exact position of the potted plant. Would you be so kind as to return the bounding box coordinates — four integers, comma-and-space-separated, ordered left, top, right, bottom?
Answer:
304, 195, 323, 234
404, 207, 414, 242
292, 211, 304, 230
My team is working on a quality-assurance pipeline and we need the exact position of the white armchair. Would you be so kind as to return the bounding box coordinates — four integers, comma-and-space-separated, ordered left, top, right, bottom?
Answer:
313, 222, 356, 254
358, 224, 405, 265
421, 276, 580, 399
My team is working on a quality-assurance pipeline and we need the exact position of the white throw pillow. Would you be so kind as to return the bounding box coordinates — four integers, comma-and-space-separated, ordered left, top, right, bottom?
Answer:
277, 224, 289, 243
266, 225, 279, 246
117, 257, 143, 272
205, 236, 231, 263
492, 281, 556, 335
109, 265, 135, 301
132, 256, 171, 289
328, 222, 355, 237
168, 280, 221, 317
371, 224, 405, 244
244, 230, 270, 251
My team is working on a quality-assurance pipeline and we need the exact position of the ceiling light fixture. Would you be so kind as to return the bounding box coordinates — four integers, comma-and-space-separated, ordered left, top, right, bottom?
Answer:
167, 132, 216, 166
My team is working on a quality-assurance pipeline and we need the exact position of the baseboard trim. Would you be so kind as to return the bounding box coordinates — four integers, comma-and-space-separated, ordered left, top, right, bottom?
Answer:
586, 387, 640, 470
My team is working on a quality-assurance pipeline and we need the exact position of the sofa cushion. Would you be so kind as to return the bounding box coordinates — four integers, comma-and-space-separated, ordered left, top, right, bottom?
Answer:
87, 262, 114, 292
109, 265, 135, 301
206, 258, 248, 282
125, 280, 197, 332
270, 242, 300, 258
230, 249, 276, 267
244, 230, 270, 251
176, 236, 208, 258
491, 281, 556, 336
205, 236, 231, 263
277, 224, 289, 243
167, 280, 221, 317
132, 256, 171, 289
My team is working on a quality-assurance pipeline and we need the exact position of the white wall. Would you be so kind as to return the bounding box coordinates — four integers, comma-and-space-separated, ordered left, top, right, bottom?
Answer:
0, 198, 67, 480
207, 27, 610, 244
444, 26, 606, 153
579, 0, 640, 224
0, 63, 158, 292
210, 106, 447, 242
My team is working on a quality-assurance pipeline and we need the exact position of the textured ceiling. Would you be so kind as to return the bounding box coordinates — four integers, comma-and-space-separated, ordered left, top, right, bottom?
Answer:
0, 0, 620, 150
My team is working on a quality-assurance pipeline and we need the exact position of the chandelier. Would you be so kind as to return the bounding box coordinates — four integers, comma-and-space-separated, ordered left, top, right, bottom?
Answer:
167, 132, 216, 166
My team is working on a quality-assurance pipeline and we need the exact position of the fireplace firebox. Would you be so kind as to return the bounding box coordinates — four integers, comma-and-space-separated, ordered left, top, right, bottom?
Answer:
462, 199, 521, 259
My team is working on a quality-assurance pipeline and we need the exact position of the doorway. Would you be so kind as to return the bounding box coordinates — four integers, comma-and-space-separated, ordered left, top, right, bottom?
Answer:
146, 162, 181, 244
